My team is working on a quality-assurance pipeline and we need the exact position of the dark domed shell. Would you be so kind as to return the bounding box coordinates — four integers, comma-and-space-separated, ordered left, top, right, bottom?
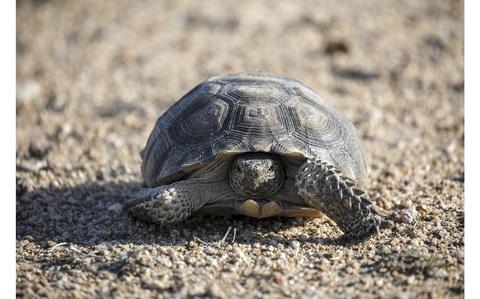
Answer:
141, 72, 367, 186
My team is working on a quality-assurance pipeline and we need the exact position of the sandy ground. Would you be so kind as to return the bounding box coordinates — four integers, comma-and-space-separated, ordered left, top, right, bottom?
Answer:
16, 0, 464, 298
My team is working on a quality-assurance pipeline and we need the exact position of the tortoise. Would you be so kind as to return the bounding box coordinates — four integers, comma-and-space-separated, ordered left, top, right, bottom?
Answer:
125, 72, 382, 240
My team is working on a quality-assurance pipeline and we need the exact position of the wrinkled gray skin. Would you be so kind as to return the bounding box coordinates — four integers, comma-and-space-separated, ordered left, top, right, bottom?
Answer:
229, 153, 284, 198
125, 72, 383, 242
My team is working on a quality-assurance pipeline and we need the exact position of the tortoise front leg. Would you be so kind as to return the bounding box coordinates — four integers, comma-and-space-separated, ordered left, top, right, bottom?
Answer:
295, 158, 382, 241
124, 181, 200, 225
125, 180, 234, 225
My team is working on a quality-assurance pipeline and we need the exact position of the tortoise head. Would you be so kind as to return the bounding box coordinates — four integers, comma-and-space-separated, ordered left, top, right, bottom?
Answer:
229, 153, 284, 198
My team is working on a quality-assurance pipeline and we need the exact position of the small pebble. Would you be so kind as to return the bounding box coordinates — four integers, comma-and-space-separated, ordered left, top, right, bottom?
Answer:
402, 199, 413, 209
208, 283, 226, 298
273, 273, 285, 284
406, 276, 416, 285
289, 240, 301, 250
375, 279, 384, 287
400, 208, 417, 224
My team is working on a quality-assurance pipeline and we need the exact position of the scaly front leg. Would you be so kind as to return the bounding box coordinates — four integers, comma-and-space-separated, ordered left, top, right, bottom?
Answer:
124, 181, 201, 225
124, 180, 234, 225
295, 158, 382, 241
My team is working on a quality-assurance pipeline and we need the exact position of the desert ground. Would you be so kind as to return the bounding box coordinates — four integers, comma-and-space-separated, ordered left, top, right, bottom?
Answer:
16, 0, 464, 298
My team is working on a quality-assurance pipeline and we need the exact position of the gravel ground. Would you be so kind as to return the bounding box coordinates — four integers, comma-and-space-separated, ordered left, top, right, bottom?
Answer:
16, 0, 464, 298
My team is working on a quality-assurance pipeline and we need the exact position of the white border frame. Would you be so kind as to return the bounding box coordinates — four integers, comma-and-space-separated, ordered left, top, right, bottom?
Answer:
0, 0, 16, 297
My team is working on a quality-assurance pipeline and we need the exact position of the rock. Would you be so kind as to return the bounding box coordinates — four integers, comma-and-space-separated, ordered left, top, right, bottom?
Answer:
402, 199, 413, 209
289, 240, 301, 250
406, 276, 416, 285
400, 208, 417, 224
17, 80, 42, 104
273, 273, 285, 284
208, 282, 226, 298
28, 138, 51, 159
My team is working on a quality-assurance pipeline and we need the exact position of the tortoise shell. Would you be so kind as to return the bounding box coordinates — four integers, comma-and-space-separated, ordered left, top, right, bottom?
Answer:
141, 72, 367, 187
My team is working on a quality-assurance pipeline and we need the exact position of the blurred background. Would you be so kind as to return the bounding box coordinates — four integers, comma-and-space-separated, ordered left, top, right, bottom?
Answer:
16, 0, 464, 298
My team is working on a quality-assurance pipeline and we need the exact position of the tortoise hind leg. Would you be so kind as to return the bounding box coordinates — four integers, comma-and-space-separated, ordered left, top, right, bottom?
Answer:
295, 158, 382, 241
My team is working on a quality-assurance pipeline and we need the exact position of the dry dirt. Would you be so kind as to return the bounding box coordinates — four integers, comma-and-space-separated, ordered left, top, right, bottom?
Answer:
16, 0, 464, 298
